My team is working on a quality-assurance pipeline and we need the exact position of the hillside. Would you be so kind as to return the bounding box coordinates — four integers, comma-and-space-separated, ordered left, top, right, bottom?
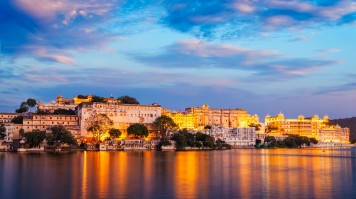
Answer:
330, 117, 356, 142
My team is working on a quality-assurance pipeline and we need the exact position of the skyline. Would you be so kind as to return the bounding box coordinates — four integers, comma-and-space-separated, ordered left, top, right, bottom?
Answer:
1, 0, 356, 119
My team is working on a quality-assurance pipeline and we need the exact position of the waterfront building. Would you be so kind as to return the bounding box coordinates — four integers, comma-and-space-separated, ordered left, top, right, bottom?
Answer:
77, 102, 162, 138
185, 104, 259, 129
3, 123, 14, 143
265, 113, 350, 143
21, 114, 80, 138
223, 127, 256, 147
318, 125, 350, 144
0, 113, 20, 123
162, 110, 195, 129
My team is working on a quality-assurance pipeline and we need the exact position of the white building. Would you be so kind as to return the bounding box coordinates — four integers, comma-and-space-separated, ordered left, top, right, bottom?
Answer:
3, 123, 14, 143
77, 102, 162, 138
222, 127, 256, 147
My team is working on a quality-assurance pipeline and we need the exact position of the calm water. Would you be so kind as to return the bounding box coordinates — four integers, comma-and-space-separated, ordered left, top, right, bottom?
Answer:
1, 149, 356, 199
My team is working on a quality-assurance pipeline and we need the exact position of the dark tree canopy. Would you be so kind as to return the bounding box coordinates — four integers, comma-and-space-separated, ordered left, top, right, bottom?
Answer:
22, 130, 46, 148
91, 95, 105, 102
16, 102, 29, 113
77, 95, 87, 99
53, 108, 76, 115
153, 115, 177, 136
127, 123, 148, 137
108, 128, 122, 139
11, 116, 23, 124
26, 98, 37, 108
0, 123, 6, 140
117, 95, 140, 104
47, 126, 77, 147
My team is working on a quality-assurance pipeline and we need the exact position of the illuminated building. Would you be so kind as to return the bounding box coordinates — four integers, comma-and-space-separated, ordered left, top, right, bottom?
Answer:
77, 102, 162, 138
318, 125, 349, 143
74, 94, 93, 105
265, 113, 350, 143
185, 104, 259, 129
21, 115, 80, 138
0, 113, 20, 123
38, 95, 121, 113
162, 110, 195, 129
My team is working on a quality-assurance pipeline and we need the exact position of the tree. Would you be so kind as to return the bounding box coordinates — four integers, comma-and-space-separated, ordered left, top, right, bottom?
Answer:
127, 123, 149, 138
91, 95, 105, 102
11, 116, 23, 124
22, 130, 46, 148
85, 113, 113, 143
46, 126, 77, 147
53, 108, 76, 115
15, 102, 28, 113
26, 98, 37, 112
108, 128, 122, 139
153, 115, 177, 137
196, 132, 215, 148
0, 123, 6, 140
310, 137, 318, 145
204, 125, 212, 136
171, 133, 187, 150
77, 95, 87, 99
117, 95, 140, 104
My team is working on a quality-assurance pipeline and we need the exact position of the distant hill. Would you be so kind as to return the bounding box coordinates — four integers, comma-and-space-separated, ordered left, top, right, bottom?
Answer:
330, 117, 356, 142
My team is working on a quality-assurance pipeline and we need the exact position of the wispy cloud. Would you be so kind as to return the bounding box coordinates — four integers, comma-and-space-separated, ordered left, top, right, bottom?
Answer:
128, 39, 342, 79
318, 48, 342, 53
0, 0, 122, 62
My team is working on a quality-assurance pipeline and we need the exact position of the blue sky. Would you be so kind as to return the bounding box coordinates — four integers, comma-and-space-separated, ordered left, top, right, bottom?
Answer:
1, 0, 356, 119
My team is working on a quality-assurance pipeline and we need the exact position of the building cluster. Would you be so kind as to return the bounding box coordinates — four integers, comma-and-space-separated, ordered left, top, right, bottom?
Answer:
0, 95, 351, 150
265, 113, 349, 144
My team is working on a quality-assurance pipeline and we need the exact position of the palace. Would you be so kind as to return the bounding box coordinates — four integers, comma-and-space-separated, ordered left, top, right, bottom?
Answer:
185, 104, 259, 129
162, 110, 195, 129
265, 112, 349, 143
77, 102, 162, 138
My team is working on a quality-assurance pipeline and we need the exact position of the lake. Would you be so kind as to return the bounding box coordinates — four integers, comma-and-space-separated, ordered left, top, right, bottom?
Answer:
1, 149, 356, 199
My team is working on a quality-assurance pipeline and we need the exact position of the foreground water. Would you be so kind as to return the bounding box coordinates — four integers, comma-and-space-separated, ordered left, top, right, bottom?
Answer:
1, 149, 356, 199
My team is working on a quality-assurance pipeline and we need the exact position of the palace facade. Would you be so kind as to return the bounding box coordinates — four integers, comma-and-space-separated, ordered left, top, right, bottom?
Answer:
265, 113, 349, 143
77, 102, 162, 138
185, 104, 259, 129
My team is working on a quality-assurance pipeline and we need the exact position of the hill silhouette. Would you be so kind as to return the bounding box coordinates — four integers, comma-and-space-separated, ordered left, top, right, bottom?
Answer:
330, 117, 356, 143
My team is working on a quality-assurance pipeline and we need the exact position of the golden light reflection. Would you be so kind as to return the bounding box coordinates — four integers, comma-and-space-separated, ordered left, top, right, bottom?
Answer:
98, 152, 110, 196
174, 152, 199, 199
81, 151, 87, 199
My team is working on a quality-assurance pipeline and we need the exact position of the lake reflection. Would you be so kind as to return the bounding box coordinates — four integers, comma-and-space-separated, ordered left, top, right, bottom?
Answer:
1, 149, 356, 199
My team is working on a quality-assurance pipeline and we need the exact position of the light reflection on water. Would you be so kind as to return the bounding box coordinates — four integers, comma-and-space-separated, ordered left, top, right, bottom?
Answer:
1, 149, 356, 199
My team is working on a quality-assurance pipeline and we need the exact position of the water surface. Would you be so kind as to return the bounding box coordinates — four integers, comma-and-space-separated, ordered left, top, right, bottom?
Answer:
1, 149, 356, 199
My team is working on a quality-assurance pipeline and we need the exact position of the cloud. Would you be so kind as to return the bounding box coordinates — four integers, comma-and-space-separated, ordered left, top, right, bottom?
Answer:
0, 0, 122, 62
128, 39, 342, 79
318, 48, 342, 53
316, 81, 356, 94
148, 0, 356, 39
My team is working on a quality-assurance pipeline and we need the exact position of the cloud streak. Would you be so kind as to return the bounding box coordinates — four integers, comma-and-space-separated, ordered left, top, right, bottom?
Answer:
129, 39, 342, 79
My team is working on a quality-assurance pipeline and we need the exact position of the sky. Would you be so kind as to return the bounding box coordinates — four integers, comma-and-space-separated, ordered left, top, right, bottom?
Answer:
0, 0, 356, 119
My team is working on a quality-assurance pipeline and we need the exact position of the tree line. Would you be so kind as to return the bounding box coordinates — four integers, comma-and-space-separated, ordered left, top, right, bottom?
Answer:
263, 135, 318, 148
